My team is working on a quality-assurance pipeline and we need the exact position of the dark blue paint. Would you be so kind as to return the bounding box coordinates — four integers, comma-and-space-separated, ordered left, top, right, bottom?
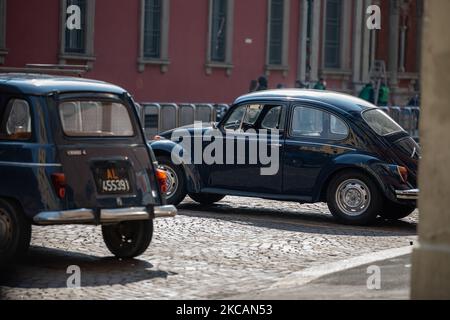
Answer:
151, 89, 419, 205
0, 73, 162, 221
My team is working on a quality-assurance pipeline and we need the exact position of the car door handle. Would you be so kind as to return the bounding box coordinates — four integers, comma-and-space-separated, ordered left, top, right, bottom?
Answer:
269, 143, 282, 147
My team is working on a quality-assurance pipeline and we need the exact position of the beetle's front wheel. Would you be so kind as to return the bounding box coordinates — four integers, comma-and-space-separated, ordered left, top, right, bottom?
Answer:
102, 220, 153, 259
156, 156, 187, 206
326, 171, 382, 225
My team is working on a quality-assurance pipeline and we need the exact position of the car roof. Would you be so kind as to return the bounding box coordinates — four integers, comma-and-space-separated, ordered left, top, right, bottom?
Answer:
234, 89, 376, 113
0, 73, 127, 96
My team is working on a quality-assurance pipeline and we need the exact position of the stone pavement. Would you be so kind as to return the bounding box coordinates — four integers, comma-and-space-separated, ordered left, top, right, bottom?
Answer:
234, 251, 412, 300
0, 197, 418, 300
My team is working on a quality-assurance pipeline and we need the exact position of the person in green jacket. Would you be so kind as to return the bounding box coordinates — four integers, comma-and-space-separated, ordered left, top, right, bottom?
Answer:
313, 77, 327, 90
359, 82, 375, 103
378, 81, 390, 106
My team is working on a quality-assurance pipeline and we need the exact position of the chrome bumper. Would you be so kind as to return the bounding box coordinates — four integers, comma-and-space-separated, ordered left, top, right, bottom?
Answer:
33, 205, 177, 225
395, 188, 419, 200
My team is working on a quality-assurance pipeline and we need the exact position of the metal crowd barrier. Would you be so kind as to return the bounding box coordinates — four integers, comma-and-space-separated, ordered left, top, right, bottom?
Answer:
139, 102, 420, 141
139, 102, 220, 139
379, 106, 420, 141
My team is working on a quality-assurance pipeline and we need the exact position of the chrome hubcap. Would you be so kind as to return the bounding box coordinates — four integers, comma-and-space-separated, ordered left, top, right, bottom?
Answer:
158, 164, 178, 199
335, 179, 371, 216
0, 209, 13, 251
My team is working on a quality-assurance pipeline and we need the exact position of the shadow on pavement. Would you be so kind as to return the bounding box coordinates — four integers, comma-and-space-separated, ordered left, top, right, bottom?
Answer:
0, 246, 175, 289
178, 201, 417, 237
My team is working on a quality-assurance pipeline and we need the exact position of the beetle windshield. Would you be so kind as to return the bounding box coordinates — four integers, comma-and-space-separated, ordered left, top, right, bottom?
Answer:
362, 108, 404, 136
59, 100, 134, 137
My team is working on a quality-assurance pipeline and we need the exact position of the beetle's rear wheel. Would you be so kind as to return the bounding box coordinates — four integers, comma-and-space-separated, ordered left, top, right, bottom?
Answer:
102, 220, 153, 259
0, 199, 31, 264
326, 170, 382, 225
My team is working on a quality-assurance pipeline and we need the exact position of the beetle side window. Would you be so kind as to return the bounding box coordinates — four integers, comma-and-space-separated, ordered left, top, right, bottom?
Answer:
0, 99, 32, 140
291, 106, 348, 140
362, 108, 404, 136
223, 105, 246, 131
261, 106, 282, 130
223, 104, 264, 131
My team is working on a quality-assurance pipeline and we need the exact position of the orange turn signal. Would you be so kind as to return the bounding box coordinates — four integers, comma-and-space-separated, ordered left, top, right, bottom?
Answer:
397, 166, 408, 183
156, 169, 168, 194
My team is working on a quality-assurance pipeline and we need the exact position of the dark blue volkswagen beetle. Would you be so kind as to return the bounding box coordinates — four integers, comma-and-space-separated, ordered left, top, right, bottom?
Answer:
0, 73, 176, 264
151, 89, 419, 225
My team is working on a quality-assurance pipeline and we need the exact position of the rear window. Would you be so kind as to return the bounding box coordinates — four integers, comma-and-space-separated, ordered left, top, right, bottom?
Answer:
59, 101, 134, 137
362, 109, 404, 136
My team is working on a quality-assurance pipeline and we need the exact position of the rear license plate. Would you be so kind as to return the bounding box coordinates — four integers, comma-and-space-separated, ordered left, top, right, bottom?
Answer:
94, 162, 132, 194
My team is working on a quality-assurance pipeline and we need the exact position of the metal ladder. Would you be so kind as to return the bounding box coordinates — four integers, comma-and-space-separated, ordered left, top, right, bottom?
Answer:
370, 60, 387, 106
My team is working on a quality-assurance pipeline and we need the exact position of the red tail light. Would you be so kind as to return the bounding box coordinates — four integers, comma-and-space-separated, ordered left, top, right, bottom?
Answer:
156, 169, 168, 194
51, 173, 66, 199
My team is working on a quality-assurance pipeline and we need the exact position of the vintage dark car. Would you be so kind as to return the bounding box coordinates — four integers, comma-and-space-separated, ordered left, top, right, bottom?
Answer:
150, 89, 419, 225
0, 73, 176, 264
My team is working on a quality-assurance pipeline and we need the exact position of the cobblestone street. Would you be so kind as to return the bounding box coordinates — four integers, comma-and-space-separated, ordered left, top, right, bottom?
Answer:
0, 197, 418, 300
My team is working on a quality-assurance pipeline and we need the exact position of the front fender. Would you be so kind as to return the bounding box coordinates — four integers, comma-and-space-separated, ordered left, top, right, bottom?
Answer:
313, 153, 403, 203
148, 139, 202, 193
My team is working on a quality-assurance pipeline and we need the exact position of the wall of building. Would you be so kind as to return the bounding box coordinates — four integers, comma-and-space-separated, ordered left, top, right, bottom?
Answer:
1, 0, 421, 105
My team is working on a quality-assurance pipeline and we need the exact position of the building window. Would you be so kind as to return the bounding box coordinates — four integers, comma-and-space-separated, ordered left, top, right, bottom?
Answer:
266, 0, 290, 76
143, 0, 161, 59
0, 0, 7, 64
139, 0, 170, 72
268, 0, 283, 65
324, 0, 342, 69
206, 0, 234, 76
210, 0, 227, 62
59, 0, 96, 67
64, 0, 86, 54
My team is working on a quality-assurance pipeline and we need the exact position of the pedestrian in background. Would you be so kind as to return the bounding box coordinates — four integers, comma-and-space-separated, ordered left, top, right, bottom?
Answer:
256, 76, 268, 91
248, 79, 258, 92
359, 82, 375, 103
313, 77, 327, 90
377, 81, 390, 106
295, 80, 308, 89
276, 83, 285, 89
407, 81, 420, 107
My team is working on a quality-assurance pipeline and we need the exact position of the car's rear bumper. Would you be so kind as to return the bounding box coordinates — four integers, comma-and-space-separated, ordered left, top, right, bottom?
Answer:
33, 205, 177, 225
395, 188, 419, 200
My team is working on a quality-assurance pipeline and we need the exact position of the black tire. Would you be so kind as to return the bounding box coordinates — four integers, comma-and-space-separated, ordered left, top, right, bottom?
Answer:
326, 170, 383, 225
102, 220, 153, 259
380, 200, 416, 220
188, 193, 225, 205
0, 199, 31, 264
156, 155, 187, 206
